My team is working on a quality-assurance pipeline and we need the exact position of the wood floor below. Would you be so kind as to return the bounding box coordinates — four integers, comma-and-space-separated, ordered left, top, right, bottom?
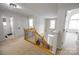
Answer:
0, 37, 53, 55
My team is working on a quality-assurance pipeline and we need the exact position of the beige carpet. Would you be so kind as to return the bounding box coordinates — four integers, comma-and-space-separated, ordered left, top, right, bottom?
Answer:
0, 37, 52, 55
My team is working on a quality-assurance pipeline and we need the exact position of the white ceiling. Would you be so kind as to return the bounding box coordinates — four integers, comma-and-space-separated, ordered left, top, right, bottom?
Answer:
0, 3, 79, 18
19, 3, 58, 18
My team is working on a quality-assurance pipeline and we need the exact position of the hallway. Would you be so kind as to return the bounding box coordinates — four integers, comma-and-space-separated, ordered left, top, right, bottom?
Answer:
61, 32, 79, 55
0, 37, 52, 55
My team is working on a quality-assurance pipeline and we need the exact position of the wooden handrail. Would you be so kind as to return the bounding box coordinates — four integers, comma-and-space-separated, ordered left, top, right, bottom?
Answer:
33, 29, 50, 47
24, 28, 53, 53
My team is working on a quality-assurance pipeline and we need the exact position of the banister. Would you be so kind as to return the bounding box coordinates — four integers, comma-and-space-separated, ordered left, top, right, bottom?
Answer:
24, 28, 53, 53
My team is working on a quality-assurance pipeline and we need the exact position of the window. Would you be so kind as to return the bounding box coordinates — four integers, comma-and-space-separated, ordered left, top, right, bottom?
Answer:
71, 13, 79, 19
3, 22, 7, 26
69, 13, 79, 29
29, 18, 33, 28
49, 20, 55, 29
69, 20, 79, 29
3, 18, 7, 26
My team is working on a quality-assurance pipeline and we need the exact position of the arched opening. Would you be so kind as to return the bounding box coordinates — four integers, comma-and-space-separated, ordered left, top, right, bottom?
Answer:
69, 13, 79, 30
71, 13, 79, 19
62, 8, 79, 55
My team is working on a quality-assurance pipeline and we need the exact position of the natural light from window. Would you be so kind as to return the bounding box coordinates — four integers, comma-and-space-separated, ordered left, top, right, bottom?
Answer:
71, 13, 79, 19
49, 20, 55, 29
69, 13, 79, 29
2, 17, 7, 26
29, 18, 33, 28
3, 22, 7, 26
69, 20, 79, 29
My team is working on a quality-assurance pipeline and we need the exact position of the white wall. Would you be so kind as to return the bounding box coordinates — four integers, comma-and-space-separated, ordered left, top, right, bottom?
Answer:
0, 10, 4, 41
56, 8, 66, 49
34, 16, 45, 35
34, 16, 57, 35
0, 9, 29, 40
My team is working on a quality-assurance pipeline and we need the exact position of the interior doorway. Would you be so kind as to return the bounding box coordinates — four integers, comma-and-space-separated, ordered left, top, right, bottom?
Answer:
2, 16, 14, 40
62, 9, 79, 54
45, 18, 56, 41
45, 18, 58, 54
